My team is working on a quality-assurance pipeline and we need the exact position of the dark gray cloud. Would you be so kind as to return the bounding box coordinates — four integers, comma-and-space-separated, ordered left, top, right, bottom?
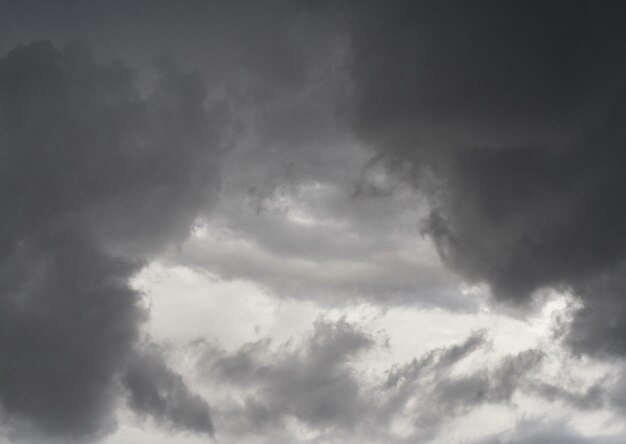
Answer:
166, 35, 469, 310
0, 1, 474, 312
565, 264, 626, 357
344, 1, 626, 355
0, 0, 314, 87
122, 345, 213, 435
0, 238, 140, 440
3, 2, 626, 442
0, 41, 220, 439
349, 1, 626, 153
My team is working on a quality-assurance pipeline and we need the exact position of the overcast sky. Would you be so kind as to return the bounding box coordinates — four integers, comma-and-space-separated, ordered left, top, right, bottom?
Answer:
1, 1, 626, 443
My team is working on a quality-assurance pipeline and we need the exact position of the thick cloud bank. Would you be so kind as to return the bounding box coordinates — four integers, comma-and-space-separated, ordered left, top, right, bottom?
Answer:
345, 1, 626, 355
0, 41, 219, 439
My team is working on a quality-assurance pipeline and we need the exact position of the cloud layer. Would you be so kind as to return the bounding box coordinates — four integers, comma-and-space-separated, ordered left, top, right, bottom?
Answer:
2, 2, 626, 443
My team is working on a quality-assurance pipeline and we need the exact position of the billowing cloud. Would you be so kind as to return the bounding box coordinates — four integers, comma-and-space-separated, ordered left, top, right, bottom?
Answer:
344, 1, 626, 355
0, 41, 220, 439
2, 2, 626, 443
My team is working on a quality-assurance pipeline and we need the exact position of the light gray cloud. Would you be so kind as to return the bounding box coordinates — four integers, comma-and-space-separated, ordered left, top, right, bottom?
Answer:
471, 418, 626, 444
199, 318, 375, 438
196, 322, 588, 443
379, 335, 544, 439
171, 81, 468, 309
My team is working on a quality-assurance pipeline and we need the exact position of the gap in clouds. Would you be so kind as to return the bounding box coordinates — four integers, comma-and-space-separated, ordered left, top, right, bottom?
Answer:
129, 262, 624, 443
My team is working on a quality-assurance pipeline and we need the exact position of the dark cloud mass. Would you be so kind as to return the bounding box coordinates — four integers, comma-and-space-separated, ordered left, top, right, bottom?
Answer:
0, 41, 219, 439
4, 1, 626, 442
0, 238, 140, 438
346, 1, 626, 354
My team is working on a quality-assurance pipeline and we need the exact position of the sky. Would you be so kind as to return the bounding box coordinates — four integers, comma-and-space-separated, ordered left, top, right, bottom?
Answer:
1, 1, 626, 443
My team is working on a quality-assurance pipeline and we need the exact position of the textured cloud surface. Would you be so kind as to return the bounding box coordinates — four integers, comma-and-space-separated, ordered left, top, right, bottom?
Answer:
2, 1, 626, 443
0, 41, 218, 439
188, 312, 616, 444
345, 1, 626, 356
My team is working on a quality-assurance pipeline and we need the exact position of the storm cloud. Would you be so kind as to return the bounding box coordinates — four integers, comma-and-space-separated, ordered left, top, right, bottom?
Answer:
345, 1, 626, 355
2, 1, 626, 443
0, 41, 220, 439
